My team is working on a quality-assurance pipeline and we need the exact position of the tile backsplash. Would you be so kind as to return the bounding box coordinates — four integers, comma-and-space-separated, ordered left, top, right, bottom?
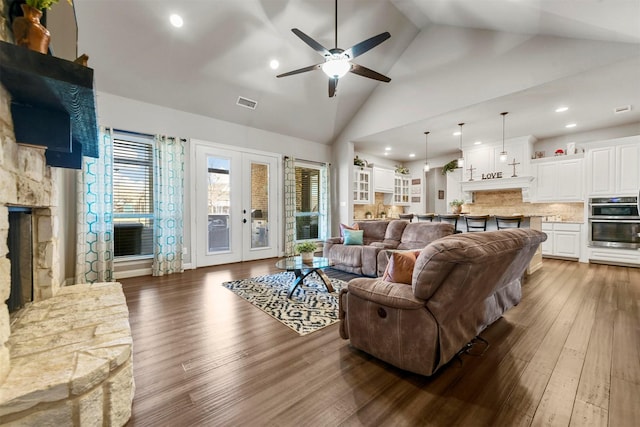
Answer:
464, 190, 584, 222
353, 193, 403, 219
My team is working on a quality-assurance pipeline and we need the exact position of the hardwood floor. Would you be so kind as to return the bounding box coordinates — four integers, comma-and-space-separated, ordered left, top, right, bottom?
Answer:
120, 259, 639, 426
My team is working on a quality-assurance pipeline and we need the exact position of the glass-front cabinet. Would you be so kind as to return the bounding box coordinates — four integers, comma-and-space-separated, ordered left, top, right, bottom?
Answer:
353, 167, 372, 204
393, 174, 410, 205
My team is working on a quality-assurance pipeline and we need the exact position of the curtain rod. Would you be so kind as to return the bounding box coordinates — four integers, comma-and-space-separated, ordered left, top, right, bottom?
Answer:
112, 128, 186, 142
285, 156, 330, 167
112, 128, 155, 138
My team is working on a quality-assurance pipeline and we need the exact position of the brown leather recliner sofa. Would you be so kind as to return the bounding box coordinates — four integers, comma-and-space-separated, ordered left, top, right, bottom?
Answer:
323, 220, 455, 277
339, 228, 547, 376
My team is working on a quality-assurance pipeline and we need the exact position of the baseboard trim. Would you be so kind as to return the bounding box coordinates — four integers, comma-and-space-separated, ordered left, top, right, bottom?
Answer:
114, 268, 153, 279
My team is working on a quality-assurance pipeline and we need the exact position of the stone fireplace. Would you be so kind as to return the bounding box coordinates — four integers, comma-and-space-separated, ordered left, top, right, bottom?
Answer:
0, 82, 61, 385
0, 5, 134, 425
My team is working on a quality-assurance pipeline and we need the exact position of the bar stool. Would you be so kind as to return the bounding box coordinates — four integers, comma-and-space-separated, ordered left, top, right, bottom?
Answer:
438, 214, 461, 233
416, 213, 435, 222
465, 215, 490, 232
496, 215, 523, 229
399, 213, 414, 222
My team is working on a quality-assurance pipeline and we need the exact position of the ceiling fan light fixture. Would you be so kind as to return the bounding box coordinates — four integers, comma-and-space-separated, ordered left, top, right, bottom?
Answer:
321, 58, 351, 78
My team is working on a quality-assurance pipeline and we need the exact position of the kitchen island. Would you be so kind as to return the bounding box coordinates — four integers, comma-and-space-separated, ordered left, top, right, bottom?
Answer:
441, 214, 544, 274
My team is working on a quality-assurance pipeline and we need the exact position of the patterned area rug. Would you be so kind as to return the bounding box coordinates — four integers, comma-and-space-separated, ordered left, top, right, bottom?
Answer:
222, 271, 347, 336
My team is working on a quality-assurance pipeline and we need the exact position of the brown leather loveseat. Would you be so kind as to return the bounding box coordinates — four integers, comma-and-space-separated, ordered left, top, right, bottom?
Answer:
339, 228, 547, 376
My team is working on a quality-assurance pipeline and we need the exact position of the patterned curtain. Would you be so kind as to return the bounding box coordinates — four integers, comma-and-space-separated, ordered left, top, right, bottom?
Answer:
319, 163, 331, 240
75, 127, 114, 284
152, 135, 185, 276
283, 156, 296, 256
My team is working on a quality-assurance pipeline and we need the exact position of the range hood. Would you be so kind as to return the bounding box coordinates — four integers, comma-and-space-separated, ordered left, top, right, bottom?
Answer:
461, 176, 535, 202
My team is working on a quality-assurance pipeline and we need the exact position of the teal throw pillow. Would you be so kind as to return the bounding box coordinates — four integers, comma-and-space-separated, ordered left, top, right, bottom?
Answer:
343, 229, 364, 245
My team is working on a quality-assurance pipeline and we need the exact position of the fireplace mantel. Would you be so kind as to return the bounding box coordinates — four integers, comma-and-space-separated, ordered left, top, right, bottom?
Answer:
0, 40, 98, 169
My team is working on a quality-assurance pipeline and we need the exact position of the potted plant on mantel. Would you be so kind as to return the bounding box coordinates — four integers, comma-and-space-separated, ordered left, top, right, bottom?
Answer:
295, 241, 317, 263
12, 0, 72, 54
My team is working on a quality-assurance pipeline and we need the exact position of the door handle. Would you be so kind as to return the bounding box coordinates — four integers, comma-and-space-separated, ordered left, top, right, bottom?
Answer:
243, 209, 247, 214
243, 218, 247, 224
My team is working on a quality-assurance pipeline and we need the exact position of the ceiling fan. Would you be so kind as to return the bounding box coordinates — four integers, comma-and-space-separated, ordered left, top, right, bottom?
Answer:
276, 0, 391, 97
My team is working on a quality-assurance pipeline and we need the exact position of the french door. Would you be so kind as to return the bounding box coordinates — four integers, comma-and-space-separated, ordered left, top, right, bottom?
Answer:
193, 142, 280, 267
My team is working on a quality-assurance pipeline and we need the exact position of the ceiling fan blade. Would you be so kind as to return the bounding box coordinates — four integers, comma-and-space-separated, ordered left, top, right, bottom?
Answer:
276, 64, 321, 78
350, 63, 391, 82
329, 77, 338, 97
344, 32, 391, 59
291, 28, 331, 57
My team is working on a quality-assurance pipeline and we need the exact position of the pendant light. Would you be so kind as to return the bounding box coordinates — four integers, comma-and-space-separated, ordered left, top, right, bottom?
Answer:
423, 131, 430, 172
457, 123, 465, 168
499, 112, 509, 162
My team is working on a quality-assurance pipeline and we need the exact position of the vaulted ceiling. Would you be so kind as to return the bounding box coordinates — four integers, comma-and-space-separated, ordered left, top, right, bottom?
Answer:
74, 0, 640, 161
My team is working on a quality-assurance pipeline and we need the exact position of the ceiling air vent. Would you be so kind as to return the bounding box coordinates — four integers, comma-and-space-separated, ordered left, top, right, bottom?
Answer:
614, 105, 632, 114
237, 96, 258, 110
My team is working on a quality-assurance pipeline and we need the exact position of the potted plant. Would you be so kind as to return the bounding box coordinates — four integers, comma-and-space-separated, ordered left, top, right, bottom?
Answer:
441, 159, 460, 175
12, 0, 73, 54
450, 199, 464, 214
354, 155, 365, 167
295, 241, 317, 262
395, 165, 409, 175
365, 211, 372, 219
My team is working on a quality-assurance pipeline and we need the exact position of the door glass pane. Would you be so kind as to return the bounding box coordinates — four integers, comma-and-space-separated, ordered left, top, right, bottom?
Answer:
295, 166, 320, 240
251, 162, 269, 248
207, 156, 230, 252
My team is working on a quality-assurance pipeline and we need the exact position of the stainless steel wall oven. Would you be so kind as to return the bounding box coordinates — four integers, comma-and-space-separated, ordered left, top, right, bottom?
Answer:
588, 196, 640, 249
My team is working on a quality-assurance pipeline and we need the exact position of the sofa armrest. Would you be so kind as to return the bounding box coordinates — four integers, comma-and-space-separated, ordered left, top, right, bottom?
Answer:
323, 237, 342, 258
346, 277, 424, 310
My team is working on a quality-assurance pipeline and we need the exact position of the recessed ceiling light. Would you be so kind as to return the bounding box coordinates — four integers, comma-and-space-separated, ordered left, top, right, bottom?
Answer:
384, 152, 388, 156
453, 131, 461, 136
474, 141, 482, 145
565, 123, 577, 128
409, 153, 415, 158
385, 147, 391, 151
555, 106, 569, 113
170, 14, 183, 28
269, 59, 279, 70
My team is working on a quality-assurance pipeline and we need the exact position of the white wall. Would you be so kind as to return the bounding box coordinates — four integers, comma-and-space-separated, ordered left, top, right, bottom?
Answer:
63, 92, 332, 276
534, 122, 640, 157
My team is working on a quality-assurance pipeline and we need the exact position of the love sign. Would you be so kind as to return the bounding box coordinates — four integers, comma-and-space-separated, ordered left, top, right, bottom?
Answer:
481, 172, 503, 180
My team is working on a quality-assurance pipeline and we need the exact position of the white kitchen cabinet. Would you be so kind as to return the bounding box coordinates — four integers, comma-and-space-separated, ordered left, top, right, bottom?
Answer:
373, 167, 395, 193
587, 137, 640, 196
589, 247, 640, 267
616, 143, 640, 195
534, 157, 583, 202
393, 174, 410, 205
541, 222, 581, 259
353, 167, 371, 204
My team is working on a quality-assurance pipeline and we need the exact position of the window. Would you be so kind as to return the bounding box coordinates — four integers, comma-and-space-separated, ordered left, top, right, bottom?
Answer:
295, 164, 320, 241
112, 133, 154, 258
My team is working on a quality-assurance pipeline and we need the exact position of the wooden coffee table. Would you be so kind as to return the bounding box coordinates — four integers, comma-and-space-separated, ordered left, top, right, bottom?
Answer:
275, 256, 335, 298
